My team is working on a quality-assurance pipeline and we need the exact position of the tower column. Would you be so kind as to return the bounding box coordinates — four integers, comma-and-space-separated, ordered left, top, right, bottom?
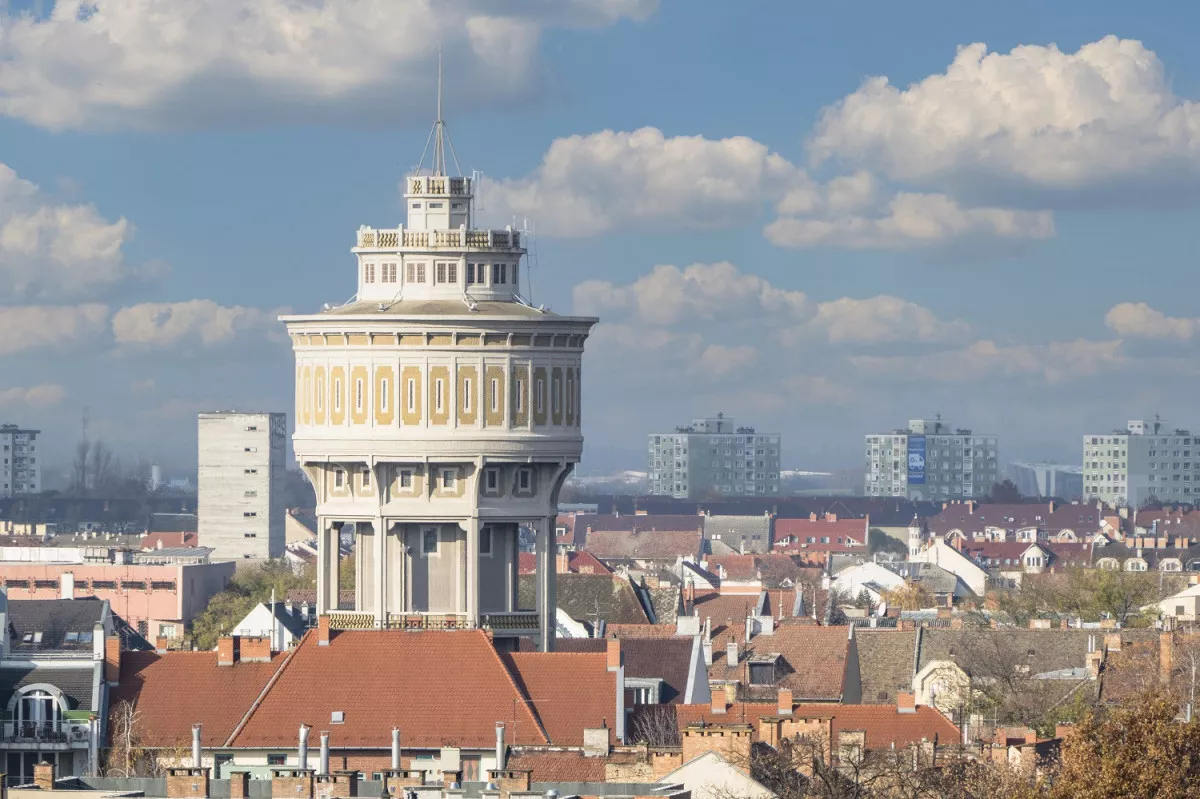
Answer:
316, 518, 339, 615
535, 516, 556, 651
374, 515, 387, 626
465, 517, 480, 626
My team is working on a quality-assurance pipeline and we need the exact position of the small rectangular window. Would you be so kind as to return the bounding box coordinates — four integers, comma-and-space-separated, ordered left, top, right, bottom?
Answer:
515, 379, 524, 413
466, 264, 478, 285
243, 511, 257, 518
447, 263, 457, 283
244, 447, 257, 453
244, 468, 258, 474
480, 526, 493, 556
244, 490, 257, 497
490, 380, 499, 413
334, 379, 342, 412
355, 379, 364, 412
268, 755, 287, 766
398, 468, 413, 489
442, 469, 456, 489
364, 263, 375, 283
518, 469, 531, 491
436, 262, 447, 283
436, 379, 445, 413
381, 379, 390, 412
485, 468, 498, 491
407, 379, 416, 413
335, 469, 345, 488
422, 527, 439, 555
463, 378, 472, 412
362, 468, 370, 489
536, 378, 544, 414
492, 263, 506, 284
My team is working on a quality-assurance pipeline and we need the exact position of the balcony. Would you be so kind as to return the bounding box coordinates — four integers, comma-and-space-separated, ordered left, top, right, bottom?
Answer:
2, 720, 90, 746
356, 226, 521, 251
327, 610, 539, 633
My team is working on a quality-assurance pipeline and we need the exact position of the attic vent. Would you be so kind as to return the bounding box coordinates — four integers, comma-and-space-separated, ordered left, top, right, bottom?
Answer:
331, 711, 345, 724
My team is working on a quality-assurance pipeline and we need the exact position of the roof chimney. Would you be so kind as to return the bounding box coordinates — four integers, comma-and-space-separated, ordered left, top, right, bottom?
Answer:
393, 728, 402, 771
726, 640, 738, 666
298, 725, 311, 771
777, 689, 793, 716
217, 636, 239, 666
606, 638, 621, 671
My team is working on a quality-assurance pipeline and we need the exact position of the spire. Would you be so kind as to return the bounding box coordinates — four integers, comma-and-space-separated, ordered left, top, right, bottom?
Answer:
416, 45, 462, 178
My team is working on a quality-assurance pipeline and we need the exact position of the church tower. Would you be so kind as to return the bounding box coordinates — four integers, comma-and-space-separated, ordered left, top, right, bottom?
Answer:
281, 67, 596, 650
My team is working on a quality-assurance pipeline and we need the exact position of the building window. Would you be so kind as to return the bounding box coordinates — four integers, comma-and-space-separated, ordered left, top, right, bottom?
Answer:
407, 379, 416, 413
517, 468, 532, 491
316, 378, 324, 412
398, 468, 413, 489
442, 468, 457, 490
334, 469, 345, 488
334, 379, 342, 412
485, 468, 499, 492
492, 263, 507, 284
244, 490, 257, 497
380, 379, 390, 412
422, 527, 439, 555
435, 379, 445, 413
536, 378, 544, 414
244, 447, 256, 453
244, 468, 258, 474
515, 379, 524, 413
267, 755, 286, 766
364, 263, 375, 283
355, 379, 364, 413
383, 262, 397, 283
243, 511, 257, 518
490, 379, 499, 413
463, 378, 472, 412
466, 264, 479, 285
362, 468, 370, 489
480, 526, 493, 556
511, 264, 519, 288
407, 263, 426, 283
244, 532, 257, 538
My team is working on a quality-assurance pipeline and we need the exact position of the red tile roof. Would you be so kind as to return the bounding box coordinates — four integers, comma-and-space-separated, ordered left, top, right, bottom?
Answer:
709, 623, 851, 702
774, 517, 868, 548
579, 514, 706, 534
927, 502, 1108, 537
604, 624, 678, 639
584, 529, 703, 561
675, 703, 959, 750
506, 751, 609, 782
502, 652, 617, 745
109, 650, 285, 747
228, 630, 554, 748
517, 551, 613, 575
691, 591, 760, 625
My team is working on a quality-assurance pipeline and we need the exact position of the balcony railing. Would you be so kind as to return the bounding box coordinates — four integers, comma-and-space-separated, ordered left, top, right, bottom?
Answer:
356, 226, 521, 251
2, 720, 89, 744
326, 610, 539, 633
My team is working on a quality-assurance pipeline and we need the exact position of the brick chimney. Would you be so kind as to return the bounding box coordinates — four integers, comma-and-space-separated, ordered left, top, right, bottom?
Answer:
318, 615, 332, 646
606, 638, 621, 671
897, 693, 916, 714
105, 635, 122, 684
1161, 631, 1174, 684
776, 688, 792, 716
34, 761, 55, 791
557, 550, 570, 574
710, 690, 726, 714
217, 636, 239, 667
156, 636, 169, 654
240, 636, 272, 663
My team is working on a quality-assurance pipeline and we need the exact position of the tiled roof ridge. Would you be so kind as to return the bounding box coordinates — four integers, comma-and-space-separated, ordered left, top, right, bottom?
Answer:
490, 637, 552, 745
224, 628, 310, 747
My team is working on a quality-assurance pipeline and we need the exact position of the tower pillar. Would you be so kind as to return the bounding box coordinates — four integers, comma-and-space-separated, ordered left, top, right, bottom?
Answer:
465, 516, 481, 625
535, 516, 556, 651
316, 518, 340, 615
374, 516, 388, 626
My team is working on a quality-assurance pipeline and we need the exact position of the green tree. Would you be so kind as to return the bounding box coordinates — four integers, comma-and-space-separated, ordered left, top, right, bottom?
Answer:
339, 553, 356, 591
189, 559, 314, 650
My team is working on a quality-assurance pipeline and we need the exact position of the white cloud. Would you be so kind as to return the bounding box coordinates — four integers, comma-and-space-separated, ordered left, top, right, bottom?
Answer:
766, 191, 1054, 250
1105, 302, 1198, 341
111, 300, 282, 350
0, 304, 109, 355
0, 163, 140, 298
575, 261, 965, 345
804, 296, 970, 345
0, 0, 656, 131
488, 128, 803, 237
0, 384, 66, 407
697, 344, 760, 376
811, 36, 1200, 199
851, 338, 1126, 383
574, 262, 809, 325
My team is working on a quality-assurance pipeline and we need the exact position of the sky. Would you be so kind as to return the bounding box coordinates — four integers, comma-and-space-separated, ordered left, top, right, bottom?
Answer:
3, 0, 1200, 478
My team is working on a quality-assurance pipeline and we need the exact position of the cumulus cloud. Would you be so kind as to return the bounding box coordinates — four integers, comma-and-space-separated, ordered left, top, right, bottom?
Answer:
766, 191, 1054, 250
1105, 302, 1198, 341
111, 300, 282, 350
0, 0, 657, 131
0, 384, 66, 407
851, 338, 1126, 383
575, 261, 965, 345
811, 36, 1200, 201
487, 128, 803, 237
0, 304, 109, 355
0, 163, 142, 298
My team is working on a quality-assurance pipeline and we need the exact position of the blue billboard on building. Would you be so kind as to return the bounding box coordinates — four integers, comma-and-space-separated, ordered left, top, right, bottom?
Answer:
907, 436, 926, 484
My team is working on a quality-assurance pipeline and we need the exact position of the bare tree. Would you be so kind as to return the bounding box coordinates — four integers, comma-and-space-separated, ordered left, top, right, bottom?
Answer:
627, 705, 680, 747
106, 699, 144, 777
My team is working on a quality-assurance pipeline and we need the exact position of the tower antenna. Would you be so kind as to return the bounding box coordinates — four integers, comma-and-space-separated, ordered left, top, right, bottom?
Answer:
415, 45, 463, 178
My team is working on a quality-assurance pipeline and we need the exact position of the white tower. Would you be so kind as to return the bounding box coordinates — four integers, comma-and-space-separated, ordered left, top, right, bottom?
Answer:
281, 70, 596, 650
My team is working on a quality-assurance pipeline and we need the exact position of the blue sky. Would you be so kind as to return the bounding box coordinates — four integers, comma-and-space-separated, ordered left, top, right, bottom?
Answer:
3, 0, 1200, 479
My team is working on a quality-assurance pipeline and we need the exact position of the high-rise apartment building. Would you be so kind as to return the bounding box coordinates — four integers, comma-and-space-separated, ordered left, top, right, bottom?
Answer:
198, 412, 287, 560
864, 418, 998, 500
1005, 462, 1083, 500
648, 414, 781, 499
0, 425, 40, 498
281, 92, 595, 651
1082, 418, 1196, 508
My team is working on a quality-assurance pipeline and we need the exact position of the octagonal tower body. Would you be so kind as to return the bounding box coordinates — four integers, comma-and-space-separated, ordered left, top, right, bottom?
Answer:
282, 170, 595, 651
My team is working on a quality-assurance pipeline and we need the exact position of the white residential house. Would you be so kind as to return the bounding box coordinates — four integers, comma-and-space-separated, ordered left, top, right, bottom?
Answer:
228, 602, 310, 650
831, 562, 906, 603
1159, 583, 1200, 621
908, 540, 989, 597
658, 751, 775, 799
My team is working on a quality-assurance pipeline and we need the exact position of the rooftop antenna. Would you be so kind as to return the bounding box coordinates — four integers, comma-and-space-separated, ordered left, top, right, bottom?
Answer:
415, 45, 463, 178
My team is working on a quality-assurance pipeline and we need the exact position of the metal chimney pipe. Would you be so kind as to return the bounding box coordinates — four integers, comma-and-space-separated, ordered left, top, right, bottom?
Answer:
298, 725, 311, 770
319, 731, 330, 776
495, 723, 505, 771
391, 728, 401, 770
192, 724, 203, 769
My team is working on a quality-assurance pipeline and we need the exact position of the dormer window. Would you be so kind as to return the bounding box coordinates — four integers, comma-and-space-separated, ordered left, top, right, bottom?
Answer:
492, 263, 507, 284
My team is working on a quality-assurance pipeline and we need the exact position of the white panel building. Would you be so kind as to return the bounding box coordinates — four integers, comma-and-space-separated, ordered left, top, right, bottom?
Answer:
1082, 418, 1197, 508
647, 414, 781, 499
0, 425, 40, 498
864, 418, 998, 501
197, 412, 287, 560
